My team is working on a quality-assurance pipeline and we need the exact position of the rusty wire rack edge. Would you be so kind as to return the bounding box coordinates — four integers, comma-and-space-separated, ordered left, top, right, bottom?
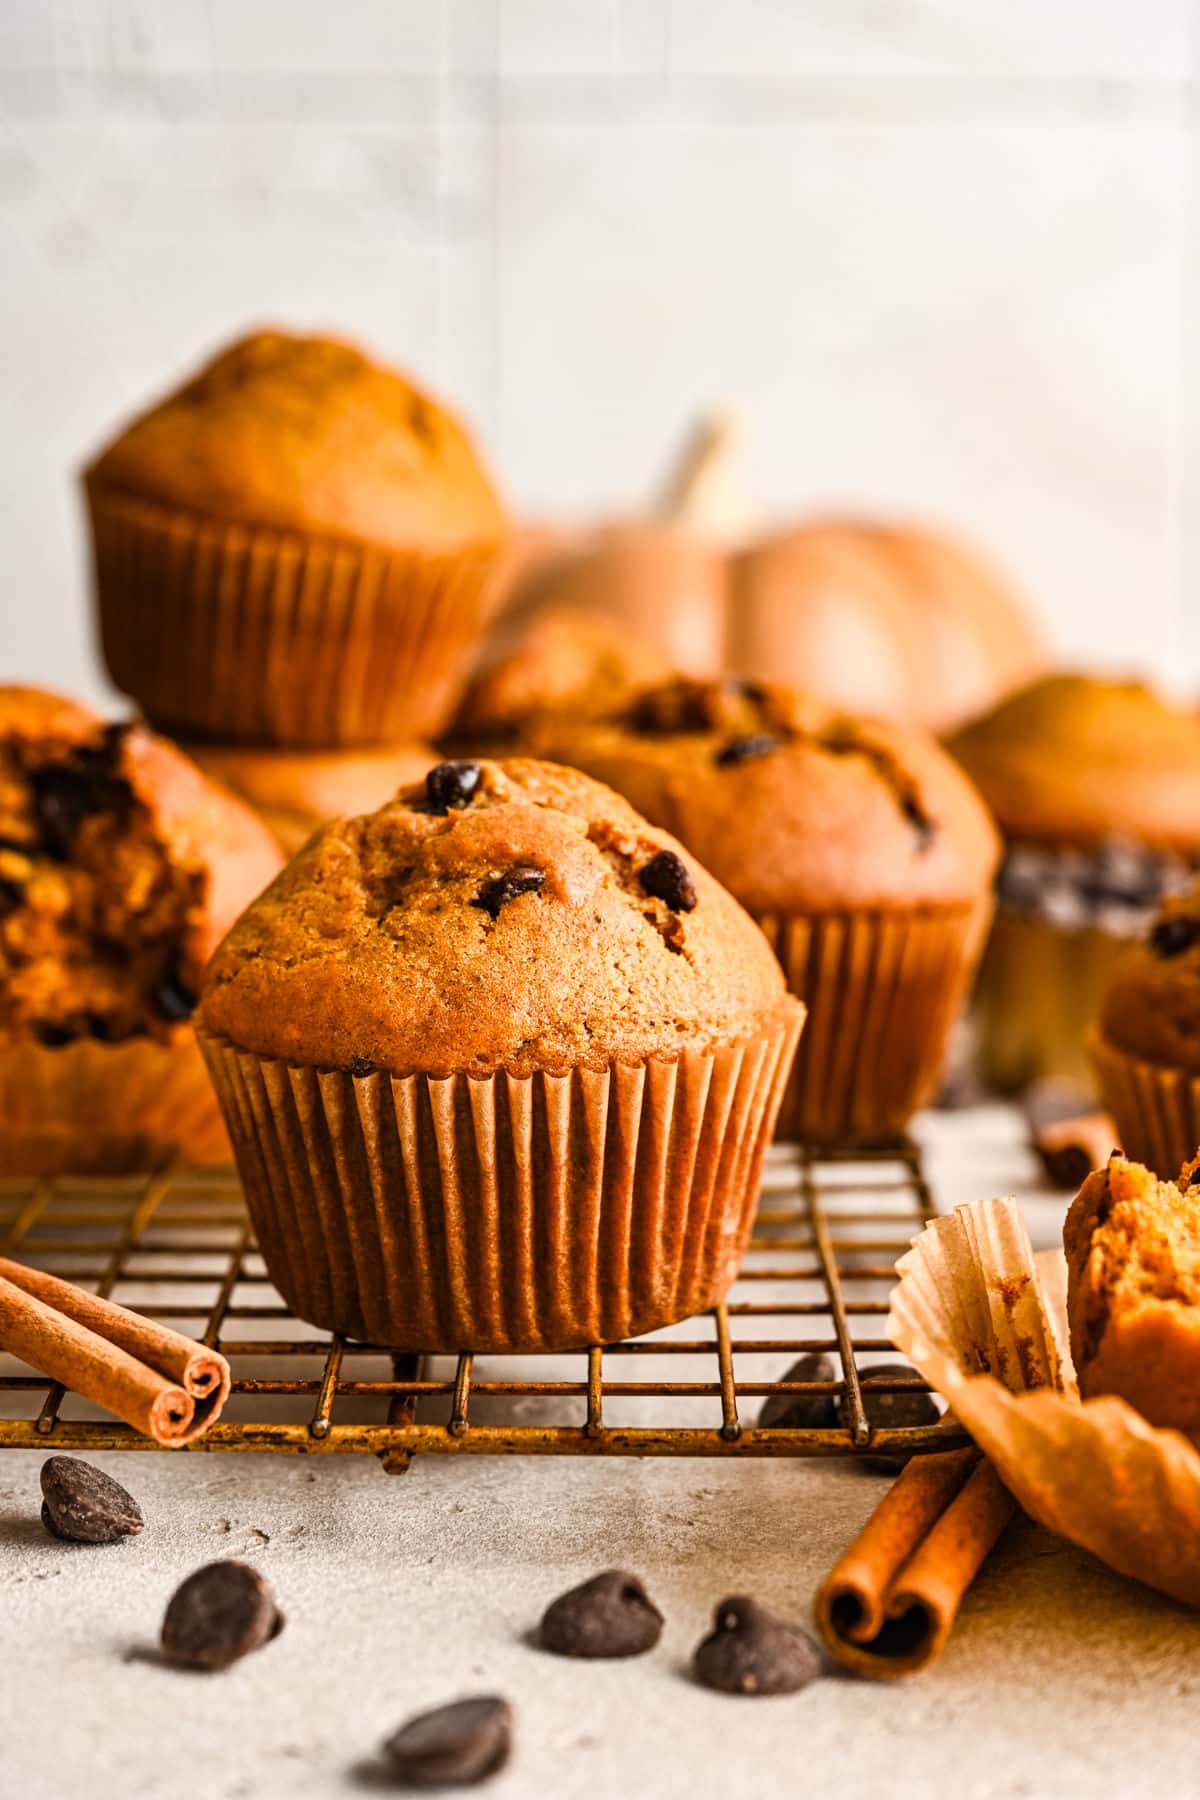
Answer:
0, 1140, 964, 1466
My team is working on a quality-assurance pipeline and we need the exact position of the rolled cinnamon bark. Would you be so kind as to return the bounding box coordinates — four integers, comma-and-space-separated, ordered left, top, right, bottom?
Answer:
0, 1259, 231, 1446
814, 1447, 1018, 1678
1030, 1112, 1117, 1191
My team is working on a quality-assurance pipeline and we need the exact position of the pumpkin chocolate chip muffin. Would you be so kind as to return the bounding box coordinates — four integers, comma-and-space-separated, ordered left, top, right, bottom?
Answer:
949, 673, 1200, 1094
84, 328, 508, 746
0, 685, 282, 1174
199, 757, 802, 1351
1065, 1151, 1200, 1433
1089, 886, 1200, 1177
535, 678, 997, 1144
179, 740, 435, 857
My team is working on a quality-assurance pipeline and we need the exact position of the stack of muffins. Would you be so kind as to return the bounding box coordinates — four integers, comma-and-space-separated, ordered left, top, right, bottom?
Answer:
84, 328, 509, 853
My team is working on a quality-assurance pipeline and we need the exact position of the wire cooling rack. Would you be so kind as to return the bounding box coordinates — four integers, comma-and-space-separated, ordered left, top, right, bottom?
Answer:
0, 1142, 963, 1472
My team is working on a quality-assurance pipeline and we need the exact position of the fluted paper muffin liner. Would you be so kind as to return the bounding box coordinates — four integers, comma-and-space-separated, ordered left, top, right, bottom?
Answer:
889, 1195, 1200, 1609
757, 901, 988, 1144
0, 1031, 229, 1176
1088, 1026, 1200, 1178
87, 487, 501, 746
198, 1005, 803, 1352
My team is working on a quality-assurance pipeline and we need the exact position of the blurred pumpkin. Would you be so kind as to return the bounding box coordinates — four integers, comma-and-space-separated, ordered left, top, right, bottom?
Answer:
730, 519, 1046, 732
468, 422, 1045, 735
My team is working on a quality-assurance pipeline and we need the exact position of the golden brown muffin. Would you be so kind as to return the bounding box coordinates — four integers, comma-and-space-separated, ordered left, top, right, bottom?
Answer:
948, 675, 1200, 1094
84, 328, 508, 746
0, 686, 282, 1174
1089, 888, 1200, 1175
448, 604, 672, 752
1065, 1152, 1200, 1434
534, 677, 998, 1142
179, 740, 435, 857
948, 674, 1200, 849
199, 756, 802, 1349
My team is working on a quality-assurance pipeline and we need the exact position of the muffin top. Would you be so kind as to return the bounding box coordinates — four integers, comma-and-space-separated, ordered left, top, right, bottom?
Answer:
948, 674, 1200, 850
532, 678, 998, 914
1097, 886, 1200, 1071
451, 605, 672, 747
85, 329, 507, 550
0, 686, 282, 1044
201, 757, 795, 1078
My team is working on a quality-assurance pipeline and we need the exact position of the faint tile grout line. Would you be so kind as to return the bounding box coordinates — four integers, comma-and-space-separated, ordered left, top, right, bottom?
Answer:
489, 0, 502, 471
0, 71, 1194, 127
1167, 5, 1197, 682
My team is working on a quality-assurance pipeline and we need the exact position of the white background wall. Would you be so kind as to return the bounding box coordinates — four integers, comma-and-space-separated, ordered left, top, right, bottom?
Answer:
1, 0, 1195, 706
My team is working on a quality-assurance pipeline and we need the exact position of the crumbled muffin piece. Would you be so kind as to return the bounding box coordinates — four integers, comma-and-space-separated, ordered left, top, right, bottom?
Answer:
1064, 1151, 1200, 1432
0, 686, 280, 1048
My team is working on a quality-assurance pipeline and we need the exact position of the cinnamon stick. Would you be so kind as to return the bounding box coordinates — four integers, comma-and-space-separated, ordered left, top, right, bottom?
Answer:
0, 1258, 230, 1447
1023, 1082, 1117, 1190
814, 1448, 1018, 1678
1031, 1112, 1117, 1191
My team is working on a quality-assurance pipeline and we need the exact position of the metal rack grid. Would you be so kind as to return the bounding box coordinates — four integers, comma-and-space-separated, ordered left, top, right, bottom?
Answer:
0, 1141, 964, 1471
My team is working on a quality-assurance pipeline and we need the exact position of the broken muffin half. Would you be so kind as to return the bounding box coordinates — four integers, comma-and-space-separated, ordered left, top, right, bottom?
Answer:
0, 686, 281, 1173
1064, 1149, 1200, 1435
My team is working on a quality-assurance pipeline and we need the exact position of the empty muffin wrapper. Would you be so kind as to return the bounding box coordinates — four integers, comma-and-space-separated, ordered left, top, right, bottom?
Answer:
889, 1196, 1200, 1608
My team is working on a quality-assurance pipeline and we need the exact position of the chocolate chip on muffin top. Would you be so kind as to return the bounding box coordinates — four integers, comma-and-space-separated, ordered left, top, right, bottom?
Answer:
200, 758, 793, 1079
1098, 888, 1200, 1074
533, 678, 997, 915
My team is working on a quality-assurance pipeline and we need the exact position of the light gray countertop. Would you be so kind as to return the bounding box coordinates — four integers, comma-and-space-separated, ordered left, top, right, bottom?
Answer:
3, 1108, 1196, 1800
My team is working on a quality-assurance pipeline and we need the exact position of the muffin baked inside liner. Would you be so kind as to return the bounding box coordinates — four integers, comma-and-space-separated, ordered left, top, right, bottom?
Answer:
199, 756, 803, 1351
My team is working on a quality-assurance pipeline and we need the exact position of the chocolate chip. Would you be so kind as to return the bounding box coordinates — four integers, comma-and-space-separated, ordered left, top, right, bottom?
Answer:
349, 1054, 375, 1078
757, 1353, 839, 1430
34, 1021, 77, 1048
474, 867, 545, 919
630, 682, 717, 735
30, 765, 98, 859
540, 1570, 664, 1659
638, 849, 697, 912
693, 1596, 822, 1696
384, 1696, 513, 1788
1150, 915, 1200, 959
714, 734, 779, 767
154, 966, 195, 1024
902, 794, 936, 850
839, 1361, 940, 1470
0, 874, 24, 917
425, 761, 483, 816
40, 1456, 143, 1544
160, 1560, 284, 1670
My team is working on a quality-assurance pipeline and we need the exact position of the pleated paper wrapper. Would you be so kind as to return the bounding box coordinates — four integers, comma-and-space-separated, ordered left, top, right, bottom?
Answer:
0, 1030, 229, 1176
758, 899, 989, 1144
87, 486, 502, 746
199, 1003, 803, 1353
889, 1196, 1200, 1609
1089, 1025, 1200, 1180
